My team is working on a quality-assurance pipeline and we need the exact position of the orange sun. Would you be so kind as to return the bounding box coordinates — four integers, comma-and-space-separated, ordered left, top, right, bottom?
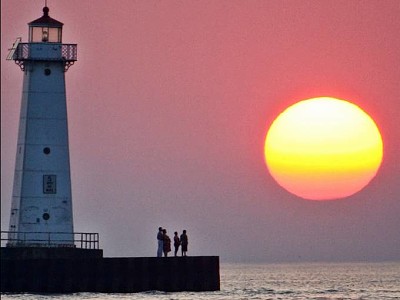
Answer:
264, 97, 383, 200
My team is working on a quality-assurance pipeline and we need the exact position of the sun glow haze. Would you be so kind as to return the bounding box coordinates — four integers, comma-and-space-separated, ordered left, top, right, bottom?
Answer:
264, 97, 383, 200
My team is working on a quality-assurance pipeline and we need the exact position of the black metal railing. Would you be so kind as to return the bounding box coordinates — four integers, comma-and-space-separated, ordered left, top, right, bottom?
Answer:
1, 231, 99, 249
13, 43, 77, 61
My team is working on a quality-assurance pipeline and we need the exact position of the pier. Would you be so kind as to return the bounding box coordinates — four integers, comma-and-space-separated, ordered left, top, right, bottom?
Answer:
0, 231, 220, 293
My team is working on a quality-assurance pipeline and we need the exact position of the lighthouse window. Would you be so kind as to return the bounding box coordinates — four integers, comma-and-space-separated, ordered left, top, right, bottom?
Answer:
30, 27, 44, 42
44, 68, 51, 76
48, 27, 62, 43
30, 26, 62, 43
42, 213, 50, 221
43, 147, 51, 154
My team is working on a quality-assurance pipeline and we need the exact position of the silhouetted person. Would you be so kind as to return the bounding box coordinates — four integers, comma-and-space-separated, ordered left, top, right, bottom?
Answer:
163, 229, 171, 257
180, 230, 188, 256
157, 227, 163, 257
173, 231, 180, 256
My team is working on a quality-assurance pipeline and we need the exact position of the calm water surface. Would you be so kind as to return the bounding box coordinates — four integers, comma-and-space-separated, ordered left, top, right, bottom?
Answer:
2, 262, 399, 300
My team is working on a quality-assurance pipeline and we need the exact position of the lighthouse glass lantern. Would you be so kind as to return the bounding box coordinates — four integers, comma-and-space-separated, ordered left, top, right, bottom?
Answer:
29, 7, 63, 43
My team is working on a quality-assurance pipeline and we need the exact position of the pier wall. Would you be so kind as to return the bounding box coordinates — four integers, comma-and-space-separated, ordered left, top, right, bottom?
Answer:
1, 247, 103, 259
1, 253, 220, 293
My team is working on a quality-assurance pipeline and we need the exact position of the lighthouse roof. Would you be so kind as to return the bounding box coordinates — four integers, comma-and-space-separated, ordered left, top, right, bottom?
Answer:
28, 7, 63, 27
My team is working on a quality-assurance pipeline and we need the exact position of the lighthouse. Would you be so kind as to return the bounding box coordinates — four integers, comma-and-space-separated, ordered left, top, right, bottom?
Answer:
6, 6, 77, 247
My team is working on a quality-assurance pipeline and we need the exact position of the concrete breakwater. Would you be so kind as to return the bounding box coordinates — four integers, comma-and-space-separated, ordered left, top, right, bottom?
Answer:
1, 249, 220, 293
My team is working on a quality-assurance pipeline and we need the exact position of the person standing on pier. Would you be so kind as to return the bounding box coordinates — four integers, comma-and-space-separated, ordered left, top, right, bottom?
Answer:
173, 231, 180, 256
180, 230, 188, 256
157, 227, 164, 257
163, 229, 171, 257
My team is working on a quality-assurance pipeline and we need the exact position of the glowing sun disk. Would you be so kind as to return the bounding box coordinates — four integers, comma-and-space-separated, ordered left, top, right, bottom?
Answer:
264, 97, 383, 200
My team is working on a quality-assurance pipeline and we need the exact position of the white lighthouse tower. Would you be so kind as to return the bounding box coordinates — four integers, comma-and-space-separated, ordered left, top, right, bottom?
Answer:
7, 6, 77, 247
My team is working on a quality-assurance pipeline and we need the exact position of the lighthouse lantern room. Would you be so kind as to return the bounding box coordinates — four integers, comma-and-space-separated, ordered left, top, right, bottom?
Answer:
29, 7, 63, 43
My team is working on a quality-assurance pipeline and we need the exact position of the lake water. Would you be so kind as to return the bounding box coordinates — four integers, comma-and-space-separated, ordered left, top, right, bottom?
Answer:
2, 262, 399, 299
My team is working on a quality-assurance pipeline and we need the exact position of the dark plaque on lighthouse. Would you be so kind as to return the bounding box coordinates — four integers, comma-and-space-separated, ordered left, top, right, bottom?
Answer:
43, 175, 57, 194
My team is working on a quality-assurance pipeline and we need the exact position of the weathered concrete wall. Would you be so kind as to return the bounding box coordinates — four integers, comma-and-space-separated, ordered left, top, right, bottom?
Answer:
1, 256, 220, 293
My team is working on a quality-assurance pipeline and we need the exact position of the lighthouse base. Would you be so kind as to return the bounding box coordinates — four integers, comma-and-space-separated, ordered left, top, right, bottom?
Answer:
1, 246, 103, 259
0, 248, 220, 293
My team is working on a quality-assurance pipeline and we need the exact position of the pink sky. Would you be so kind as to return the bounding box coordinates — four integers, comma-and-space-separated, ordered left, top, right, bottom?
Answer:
1, 0, 400, 262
